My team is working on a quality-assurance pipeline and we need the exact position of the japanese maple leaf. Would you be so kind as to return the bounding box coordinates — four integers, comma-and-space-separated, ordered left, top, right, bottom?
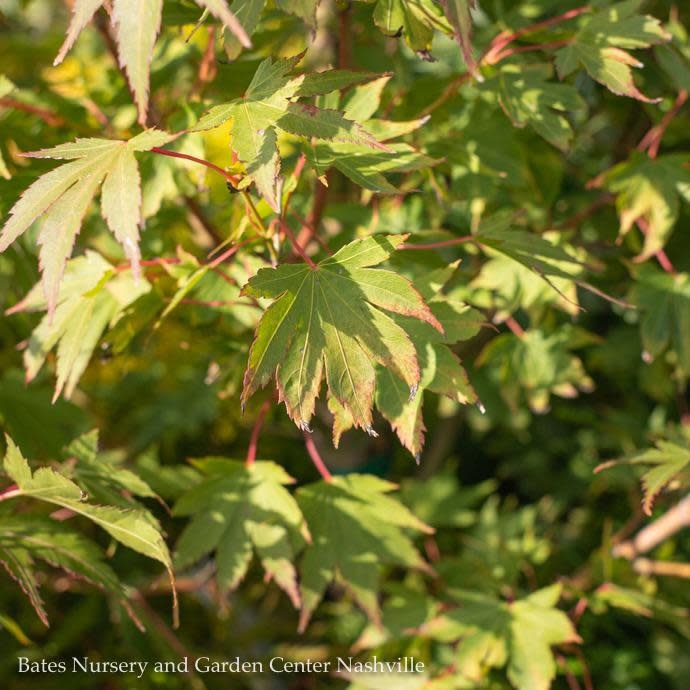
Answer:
192, 54, 384, 211
555, 1, 670, 102
174, 458, 310, 607
54, 0, 251, 124
296, 474, 433, 630
0, 129, 172, 315
241, 235, 443, 435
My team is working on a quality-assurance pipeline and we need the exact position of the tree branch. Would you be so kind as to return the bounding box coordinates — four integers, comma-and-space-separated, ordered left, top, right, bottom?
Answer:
613, 493, 690, 559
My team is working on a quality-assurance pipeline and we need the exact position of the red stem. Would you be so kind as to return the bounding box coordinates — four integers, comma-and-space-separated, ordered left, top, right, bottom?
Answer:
304, 434, 333, 482
399, 236, 475, 250
0, 98, 66, 127
150, 146, 240, 187
246, 399, 271, 467
505, 316, 526, 337
489, 38, 571, 62
0, 485, 20, 502
638, 90, 688, 158
655, 249, 677, 275
280, 219, 317, 269
484, 6, 588, 63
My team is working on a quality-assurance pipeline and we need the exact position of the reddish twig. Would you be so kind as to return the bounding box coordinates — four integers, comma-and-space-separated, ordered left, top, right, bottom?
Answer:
418, 6, 587, 117
114, 256, 181, 273
487, 38, 571, 63
304, 433, 333, 482
505, 316, 526, 337
613, 493, 690, 558
637, 90, 688, 158
0, 484, 20, 502
0, 98, 66, 127
635, 218, 677, 275
399, 236, 475, 250
291, 211, 333, 255
484, 6, 589, 64
633, 558, 690, 579
150, 146, 240, 188
246, 399, 271, 467
280, 219, 317, 269
184, 196, 223, 245
297, 177, 329, 251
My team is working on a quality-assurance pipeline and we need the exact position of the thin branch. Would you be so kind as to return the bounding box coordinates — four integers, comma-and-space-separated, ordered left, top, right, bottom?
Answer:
613, 493, 690, 559
246, 399, 271, 467
637, 90, 688, 158
418, 6, 588, 116
338, 4, 352, 70
484, 6, 589, 64
184, 196, 223, 245
291, 211, 333, 255
280, 219, 317, 269
505, 315, 526, 337
633, 558, 690, 579
150, 146, 240, 187
304, 433, 333, 482
488, 38, 571, 63
399, 236, 476, 250
297, 177, 329, 251
0, 98, 66, 127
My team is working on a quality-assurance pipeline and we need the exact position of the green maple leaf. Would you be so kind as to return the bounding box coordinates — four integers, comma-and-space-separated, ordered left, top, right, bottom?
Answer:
478, 328, 594, 414
373, 0, 450, 53
193, 55, 383, 211
598, 438, 690, 515
2, 436, 174, 592
555, 0, 670, 102
496, 63, 585, 150
631, 264, 690, 373
0, 130, 172, 315
63, 430, 159, 509
173, 458, 309, 607
0, 517, 136, 628
54, 0, 250, 124
309, 76, 438, 193
428, 585, 580, 690
241, 234, 443, 435
328, 264, 482, 457
7, 252, 150, 401
296, 474, 433, 630
601, 153, 690, 261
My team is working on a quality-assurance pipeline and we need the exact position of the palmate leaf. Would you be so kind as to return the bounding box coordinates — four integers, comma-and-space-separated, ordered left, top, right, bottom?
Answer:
426, 585, 580, 690
173, 458, 309, 606
63, 430, 159, 509
373, 0, 451, 54
631, 264, 690, 372
496, 63, 585, 150
478, 328, 594, 414
0, 130, 172, 315
555, 0, 670, 102
329, 265, 483, 457
241, 235, 442, 436
192, 55, 383, 211
54, 0, 250, 124
7, 252, 150, 401
2, 436, 174, 591
308, 76, 437, 193
296, 474, 433, 631
0, 516, 138, 628
597, 438, 690, 515
601, 153, 690, 261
